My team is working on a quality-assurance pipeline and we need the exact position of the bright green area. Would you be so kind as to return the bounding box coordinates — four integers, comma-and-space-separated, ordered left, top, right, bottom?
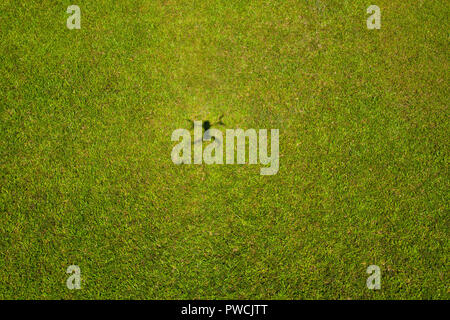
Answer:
0, 0, 448, 299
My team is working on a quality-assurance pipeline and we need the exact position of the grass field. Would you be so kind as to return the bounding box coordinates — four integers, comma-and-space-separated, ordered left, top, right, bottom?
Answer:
0, 0, 448, 299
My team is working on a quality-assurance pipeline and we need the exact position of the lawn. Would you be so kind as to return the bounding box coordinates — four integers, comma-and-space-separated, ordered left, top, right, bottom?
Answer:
0, 0, 448, 299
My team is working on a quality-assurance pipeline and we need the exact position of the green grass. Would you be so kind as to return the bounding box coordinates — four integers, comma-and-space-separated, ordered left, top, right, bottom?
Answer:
0, 0, 448, 299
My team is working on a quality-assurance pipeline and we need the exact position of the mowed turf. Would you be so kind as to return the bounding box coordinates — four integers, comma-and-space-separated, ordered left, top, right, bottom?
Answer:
0, 0, 448, 299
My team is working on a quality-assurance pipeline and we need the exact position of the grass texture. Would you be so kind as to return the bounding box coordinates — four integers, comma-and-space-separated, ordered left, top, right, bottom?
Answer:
0, 0, 448, 299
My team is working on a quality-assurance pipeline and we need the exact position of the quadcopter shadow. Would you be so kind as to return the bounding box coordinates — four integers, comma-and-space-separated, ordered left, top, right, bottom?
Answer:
186, 114, 225, 145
